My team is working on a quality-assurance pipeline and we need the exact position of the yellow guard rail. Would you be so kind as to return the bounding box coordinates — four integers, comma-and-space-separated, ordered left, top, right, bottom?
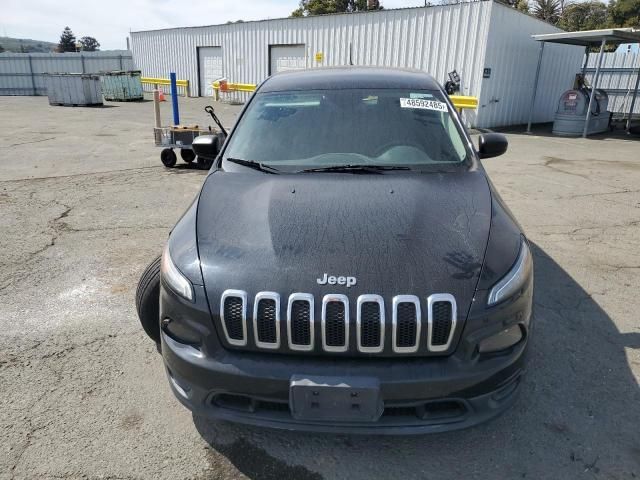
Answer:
449, 95, 479, 111
212, 80, 478, 111
212, 80, 258, 100
141, 77, 190, 96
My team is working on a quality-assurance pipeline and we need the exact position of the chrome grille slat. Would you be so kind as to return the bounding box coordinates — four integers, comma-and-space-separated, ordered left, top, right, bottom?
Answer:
427, 294, 457, 352
287, 293, 314, 351
253, 292, 280, 349
220, 289, 248, 346
356, 294, 385, 353
392, 295, 421, 353
321, 294, 349, 352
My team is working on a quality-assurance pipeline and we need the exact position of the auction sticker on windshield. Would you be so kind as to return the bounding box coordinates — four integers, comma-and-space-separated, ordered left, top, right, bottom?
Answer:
400, 98, 448, 112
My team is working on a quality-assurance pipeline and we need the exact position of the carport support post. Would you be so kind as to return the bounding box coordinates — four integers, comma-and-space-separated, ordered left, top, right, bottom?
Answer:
625, 66, 640, 133
170, 72, 180, 126
582, 39, 606, 138
526, 41, 545, 133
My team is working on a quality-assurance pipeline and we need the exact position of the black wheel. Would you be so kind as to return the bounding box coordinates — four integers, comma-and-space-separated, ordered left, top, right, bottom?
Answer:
160, 148, 177, 168
180, 149, 196, 163
136, 255, 161, 344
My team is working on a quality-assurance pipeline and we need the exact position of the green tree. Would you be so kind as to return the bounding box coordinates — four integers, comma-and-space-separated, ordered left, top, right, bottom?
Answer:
531, 0, 561, 23
608, 0, 640, 27
57, 26, 76, 52
497, 0, 530, 13
79, 36, 100, 51
558, 1, 608, 30
515, 0, 530, 13
18, 41, 35, 53
291, 0, 382, 17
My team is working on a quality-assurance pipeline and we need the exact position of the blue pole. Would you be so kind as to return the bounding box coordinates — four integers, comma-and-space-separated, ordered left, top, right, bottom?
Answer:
170, 72, 180, 125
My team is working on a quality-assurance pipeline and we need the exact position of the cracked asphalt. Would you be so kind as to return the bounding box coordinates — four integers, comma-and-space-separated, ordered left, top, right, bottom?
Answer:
1, 95, 639, 480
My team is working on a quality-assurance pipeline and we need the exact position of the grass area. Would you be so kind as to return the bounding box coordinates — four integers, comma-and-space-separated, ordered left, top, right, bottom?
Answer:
0, 36, 55, 53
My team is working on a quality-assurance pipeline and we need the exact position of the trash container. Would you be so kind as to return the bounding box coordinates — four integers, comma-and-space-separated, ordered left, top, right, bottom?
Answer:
45, 73, 103, 106
101, 70, 144, 101
552, 88, 610, 136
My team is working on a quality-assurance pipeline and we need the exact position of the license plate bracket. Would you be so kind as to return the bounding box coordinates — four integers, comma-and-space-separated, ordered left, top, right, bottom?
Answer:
289, 375, 383, 422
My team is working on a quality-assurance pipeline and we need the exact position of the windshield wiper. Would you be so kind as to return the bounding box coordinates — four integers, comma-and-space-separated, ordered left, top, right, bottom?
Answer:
300, 164, 411, 174
225, 157, 281, 174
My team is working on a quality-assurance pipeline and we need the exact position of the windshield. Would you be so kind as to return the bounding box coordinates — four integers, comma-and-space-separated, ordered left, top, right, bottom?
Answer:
222, 88, 471, 172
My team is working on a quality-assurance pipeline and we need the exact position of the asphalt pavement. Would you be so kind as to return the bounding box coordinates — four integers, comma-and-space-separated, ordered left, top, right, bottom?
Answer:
1, 95, 639, 479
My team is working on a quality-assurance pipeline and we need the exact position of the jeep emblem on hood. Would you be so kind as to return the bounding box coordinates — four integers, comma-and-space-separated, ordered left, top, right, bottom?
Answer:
317, 273, 357, 287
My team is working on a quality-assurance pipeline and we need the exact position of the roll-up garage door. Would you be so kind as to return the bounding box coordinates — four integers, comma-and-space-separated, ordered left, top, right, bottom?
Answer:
269, 45, 307, 75
198, 46, 223, 96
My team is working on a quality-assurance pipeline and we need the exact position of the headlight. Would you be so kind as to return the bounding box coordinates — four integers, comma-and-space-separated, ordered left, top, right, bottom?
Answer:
487, 238, 532, 306
161, 243, 194, 302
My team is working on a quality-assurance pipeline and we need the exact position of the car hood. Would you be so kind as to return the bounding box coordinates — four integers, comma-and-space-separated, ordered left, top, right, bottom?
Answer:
197, 170, 491, 319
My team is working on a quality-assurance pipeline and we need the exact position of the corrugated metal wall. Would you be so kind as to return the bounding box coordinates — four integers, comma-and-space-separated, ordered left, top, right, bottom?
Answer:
131, 2, 493, 125
0, 51, 135, 95
584, 52, 640, 115
476, 2, 584, 128
130, 1, 591, 128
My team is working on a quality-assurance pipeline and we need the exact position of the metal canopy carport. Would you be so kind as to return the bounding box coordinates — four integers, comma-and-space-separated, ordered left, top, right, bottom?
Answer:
526, 28, 640, 137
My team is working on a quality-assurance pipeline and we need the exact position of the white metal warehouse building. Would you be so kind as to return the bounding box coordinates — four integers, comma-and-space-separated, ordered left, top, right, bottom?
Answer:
130, 0, 585, 128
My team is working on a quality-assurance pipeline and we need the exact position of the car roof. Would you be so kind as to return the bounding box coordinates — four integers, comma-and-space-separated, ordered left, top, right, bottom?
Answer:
259, 67, 441, 93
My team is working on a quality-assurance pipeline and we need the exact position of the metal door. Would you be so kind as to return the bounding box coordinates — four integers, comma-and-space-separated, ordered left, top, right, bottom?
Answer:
198, 46, 224, 96
269, 45, 307, 75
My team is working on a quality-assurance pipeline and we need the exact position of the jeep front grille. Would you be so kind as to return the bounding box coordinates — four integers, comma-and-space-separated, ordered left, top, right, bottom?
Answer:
392, 295, 421, 353
220, 290, 247, 346
287, 293, 314, 351
427, 294, 457, 352
218, 290, 457, 356
357, 294, 384, 353
253, 292, 280, 349
322, 295, 348, 352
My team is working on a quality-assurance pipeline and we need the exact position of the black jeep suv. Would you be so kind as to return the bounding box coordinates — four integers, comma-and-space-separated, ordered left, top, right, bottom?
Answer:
137, 67, 533, 434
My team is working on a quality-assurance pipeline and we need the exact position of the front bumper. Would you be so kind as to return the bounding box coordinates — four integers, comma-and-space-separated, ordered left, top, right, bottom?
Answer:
161, 329, 526, 434
158, 272, 533, 434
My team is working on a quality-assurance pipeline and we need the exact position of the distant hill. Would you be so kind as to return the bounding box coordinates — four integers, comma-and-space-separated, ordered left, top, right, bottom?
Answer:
0, 37, 56, 53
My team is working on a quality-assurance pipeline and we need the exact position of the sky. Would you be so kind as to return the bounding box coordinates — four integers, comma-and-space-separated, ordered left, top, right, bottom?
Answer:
2, 0, 426, 50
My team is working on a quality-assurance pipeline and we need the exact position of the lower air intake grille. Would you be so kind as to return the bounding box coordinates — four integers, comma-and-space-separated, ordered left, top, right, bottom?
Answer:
325, 301, 346, 348
431, 301, 453, 346
223, 297, 244, 341
256, 299, 277, 343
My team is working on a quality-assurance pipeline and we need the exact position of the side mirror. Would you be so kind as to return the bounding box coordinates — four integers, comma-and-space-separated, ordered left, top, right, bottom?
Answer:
478, 133, 508, 159
192, 135, 220, 159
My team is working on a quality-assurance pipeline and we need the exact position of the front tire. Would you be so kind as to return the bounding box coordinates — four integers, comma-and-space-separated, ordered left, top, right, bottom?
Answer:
136, 255, 161, 343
